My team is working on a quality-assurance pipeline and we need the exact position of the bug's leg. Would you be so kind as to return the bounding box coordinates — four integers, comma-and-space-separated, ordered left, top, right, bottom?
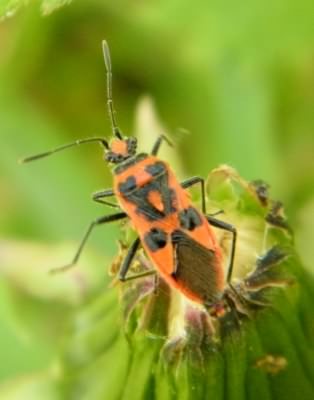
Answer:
150, 134, 173, 156
119, 237, 157, 282
208, 209, 224, 217
205, 216, 237, 284
50, 212, 127, 274
181, 176, 206, 214
181, 178, 225, 216
120, 269, 157, 282
119, 237, 141, 281
92, 188, 120, 208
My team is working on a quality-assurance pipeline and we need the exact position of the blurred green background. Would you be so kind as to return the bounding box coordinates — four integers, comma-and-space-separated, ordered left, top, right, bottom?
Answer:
0, 0, 313, 395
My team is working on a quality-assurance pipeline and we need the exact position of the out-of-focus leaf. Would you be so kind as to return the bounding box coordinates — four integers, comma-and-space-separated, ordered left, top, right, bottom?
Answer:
0, 280, 54, 381
0, 239, 107, 305
0, 372, 58, 400
0, 0, 74, 20
0, 0, 24, 21
295, 197, 314, 273
0, 239, 109, 379
40, 0, 73, 15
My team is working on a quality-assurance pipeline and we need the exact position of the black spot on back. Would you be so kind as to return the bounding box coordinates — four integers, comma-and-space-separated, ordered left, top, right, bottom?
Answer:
119, 176, 137, 194
145, 162, 166, 177
179, 207, 202, 231
144, 228, 168, 252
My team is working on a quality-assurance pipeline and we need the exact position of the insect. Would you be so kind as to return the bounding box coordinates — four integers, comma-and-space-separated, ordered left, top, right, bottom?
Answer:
21, 41, 237, 309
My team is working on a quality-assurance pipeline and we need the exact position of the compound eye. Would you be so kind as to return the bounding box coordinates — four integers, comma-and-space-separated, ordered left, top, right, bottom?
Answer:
105, 151, 124, 163
105, 151, 114, 162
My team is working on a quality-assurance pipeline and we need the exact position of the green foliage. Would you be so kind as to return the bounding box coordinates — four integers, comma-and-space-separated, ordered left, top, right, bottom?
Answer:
0, 0, 74, 19
0, 0, 313, 398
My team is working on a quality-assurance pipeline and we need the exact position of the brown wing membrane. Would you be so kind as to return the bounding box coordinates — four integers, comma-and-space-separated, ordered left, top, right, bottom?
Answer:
171, 230, 222, 305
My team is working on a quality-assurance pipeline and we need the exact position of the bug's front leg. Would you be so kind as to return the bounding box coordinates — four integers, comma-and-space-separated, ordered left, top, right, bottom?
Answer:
92, 188, 120, 208
150, 134, 173, 156
119, 237, 156, 282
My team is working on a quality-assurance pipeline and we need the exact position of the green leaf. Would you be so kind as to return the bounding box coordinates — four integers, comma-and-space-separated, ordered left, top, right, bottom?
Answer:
0, 239, 108, 384
40, 0, 73, 15
0, 372, 58, 400
0, 0, 74, 20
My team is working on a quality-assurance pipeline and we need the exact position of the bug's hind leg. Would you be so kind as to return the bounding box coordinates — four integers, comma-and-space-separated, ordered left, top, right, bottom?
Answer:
50, 212, 127, 274
204, 215, 261, 317
204, 216, 249, 314
119, 237, 141, 281
206, 216, 237, 285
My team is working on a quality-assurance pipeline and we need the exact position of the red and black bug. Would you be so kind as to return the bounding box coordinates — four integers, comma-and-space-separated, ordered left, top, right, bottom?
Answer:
21, 41, 237, 309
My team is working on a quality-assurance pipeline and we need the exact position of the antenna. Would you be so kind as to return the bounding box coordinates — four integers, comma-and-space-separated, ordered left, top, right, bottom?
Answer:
20, 137, 109, 163
102, 40, 123, 140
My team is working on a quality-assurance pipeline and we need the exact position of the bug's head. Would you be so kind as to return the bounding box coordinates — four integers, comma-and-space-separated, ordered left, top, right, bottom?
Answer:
104, 136, 137, 164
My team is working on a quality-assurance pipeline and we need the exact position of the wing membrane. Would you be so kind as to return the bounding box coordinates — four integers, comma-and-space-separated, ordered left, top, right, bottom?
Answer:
172, 230, 221, 304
